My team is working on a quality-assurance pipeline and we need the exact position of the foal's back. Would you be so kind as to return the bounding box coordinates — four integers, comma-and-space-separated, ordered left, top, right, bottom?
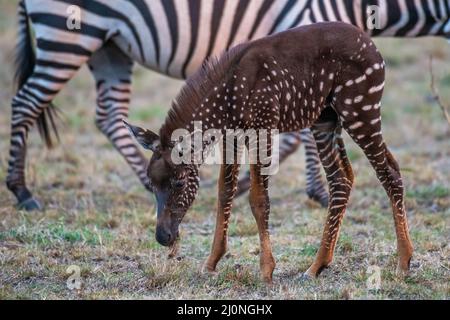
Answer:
233, 22, 384, 132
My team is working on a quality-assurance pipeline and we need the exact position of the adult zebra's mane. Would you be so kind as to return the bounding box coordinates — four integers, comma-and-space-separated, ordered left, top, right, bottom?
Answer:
159, 42, 251, 147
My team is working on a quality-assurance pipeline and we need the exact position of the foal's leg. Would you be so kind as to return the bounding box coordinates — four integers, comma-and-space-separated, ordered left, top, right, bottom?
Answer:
342, 114, 413, 275
203, 163, 240, 273
332, 64, 413, 275
204, 137, 246, 273
249, 163, 276, 283
304, 122, 354, 278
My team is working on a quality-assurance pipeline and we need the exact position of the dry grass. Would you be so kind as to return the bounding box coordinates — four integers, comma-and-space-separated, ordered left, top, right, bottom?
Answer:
0, 0, 449, 300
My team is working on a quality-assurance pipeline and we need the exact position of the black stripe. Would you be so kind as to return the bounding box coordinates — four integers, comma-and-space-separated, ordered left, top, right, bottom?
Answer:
397, 0, 420, 36
343, 0, 357, 26
128, 0, 160, 64
181, 0, 201, 79
26, 82, 59, 95
318, 0, 330, 21
205, 0, 226, 58
32, 72, 68, 84
55, 0, 145, 62
36, 59, 79, 70
37, 39, 91, 56
161, 0, 179, 73
248, 0, 274, 40
19, 88, 50, 105
111, 87, 131, 94
269, 0, 299, 34
418, 0, 436, 36
29, 13, 106, 40
226, 0, 251, 48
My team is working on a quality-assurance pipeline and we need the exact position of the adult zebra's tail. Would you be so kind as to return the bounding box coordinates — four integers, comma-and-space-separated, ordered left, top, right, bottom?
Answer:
14, 0, 59, 148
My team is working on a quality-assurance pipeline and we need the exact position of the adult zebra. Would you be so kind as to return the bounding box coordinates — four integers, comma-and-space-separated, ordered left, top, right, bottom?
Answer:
8, 0, 450, 210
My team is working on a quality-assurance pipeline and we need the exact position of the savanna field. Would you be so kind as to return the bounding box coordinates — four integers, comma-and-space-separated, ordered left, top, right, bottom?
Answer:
0, 0, 449, 300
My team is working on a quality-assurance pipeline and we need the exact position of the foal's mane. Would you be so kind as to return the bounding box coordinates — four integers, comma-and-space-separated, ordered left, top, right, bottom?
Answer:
160, 42, 250, 147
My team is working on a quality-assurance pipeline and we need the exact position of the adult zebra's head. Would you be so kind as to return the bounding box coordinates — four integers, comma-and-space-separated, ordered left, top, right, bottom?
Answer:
124, 121, 200, 247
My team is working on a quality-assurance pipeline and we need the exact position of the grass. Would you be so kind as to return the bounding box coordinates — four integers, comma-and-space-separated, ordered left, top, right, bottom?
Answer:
0, 0, 449, 300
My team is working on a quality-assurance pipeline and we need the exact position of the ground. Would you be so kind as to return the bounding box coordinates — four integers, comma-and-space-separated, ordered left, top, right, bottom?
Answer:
0, 1, 449, 299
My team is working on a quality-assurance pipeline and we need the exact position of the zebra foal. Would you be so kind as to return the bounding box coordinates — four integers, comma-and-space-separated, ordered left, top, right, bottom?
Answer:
126, 22, 413, 283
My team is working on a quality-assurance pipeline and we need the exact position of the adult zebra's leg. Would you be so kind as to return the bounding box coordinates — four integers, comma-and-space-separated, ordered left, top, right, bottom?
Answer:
300, 129, 329, 207
89, 43, 151, 191
7, 56, 92, 210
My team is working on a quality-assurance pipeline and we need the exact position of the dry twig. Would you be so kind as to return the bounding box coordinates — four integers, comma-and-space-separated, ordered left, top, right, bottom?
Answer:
429, 56, 450, 127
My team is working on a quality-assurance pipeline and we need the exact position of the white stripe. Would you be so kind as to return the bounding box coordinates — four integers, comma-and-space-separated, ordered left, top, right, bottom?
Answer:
231, 0, 265, 45
252, 0, 289, 40
274, 0, 308, 33
95, 0, 156, 64
336, 0, 352, 24
323, 0, 337, 21
311, 0, 324, 22
211, 0, 241, 56
168, 0, 192, 77
186, 0, 214, 76
353, 0, 364, 30
147, 0, 172, 71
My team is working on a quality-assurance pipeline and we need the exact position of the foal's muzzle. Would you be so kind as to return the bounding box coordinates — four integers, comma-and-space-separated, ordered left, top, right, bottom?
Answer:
155, 226, 174, 247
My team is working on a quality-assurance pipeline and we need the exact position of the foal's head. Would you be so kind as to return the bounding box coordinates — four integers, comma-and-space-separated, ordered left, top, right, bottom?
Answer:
124, 121, 200, 247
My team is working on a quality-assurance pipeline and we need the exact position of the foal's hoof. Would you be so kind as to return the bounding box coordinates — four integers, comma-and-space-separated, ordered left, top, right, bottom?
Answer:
17, 197, 42, 211
395, 259, 411, 278
201, 264, 218, 277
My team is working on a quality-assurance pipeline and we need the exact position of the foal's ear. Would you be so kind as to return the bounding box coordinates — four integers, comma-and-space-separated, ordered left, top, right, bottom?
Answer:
123, 120, 160, 152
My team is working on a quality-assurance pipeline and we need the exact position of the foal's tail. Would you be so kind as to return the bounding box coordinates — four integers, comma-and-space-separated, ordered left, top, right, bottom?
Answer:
14, 0, 60, 148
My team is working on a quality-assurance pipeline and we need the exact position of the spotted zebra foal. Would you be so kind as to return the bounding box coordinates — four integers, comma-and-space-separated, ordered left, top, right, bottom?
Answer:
126, 22, 413, 283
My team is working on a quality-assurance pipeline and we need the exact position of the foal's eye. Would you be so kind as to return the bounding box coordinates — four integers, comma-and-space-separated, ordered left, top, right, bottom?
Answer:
173, 180, 185, 189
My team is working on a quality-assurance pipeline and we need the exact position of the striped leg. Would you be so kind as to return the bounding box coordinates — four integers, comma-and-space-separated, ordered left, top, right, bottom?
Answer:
300, 129, 329, 207
304, 122, 354, 278
247, 128, 277, 284
203, 139, 243, 273
342, 115, 413, 276
89, 44, 151, 191
7, 56, 92, 210
249, 162, 275, 283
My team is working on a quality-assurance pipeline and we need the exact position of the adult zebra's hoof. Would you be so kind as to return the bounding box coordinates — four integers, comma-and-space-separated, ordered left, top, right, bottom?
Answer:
17, 197, 42, 211
307, 190, 329, 208
235, 177, 251, 197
